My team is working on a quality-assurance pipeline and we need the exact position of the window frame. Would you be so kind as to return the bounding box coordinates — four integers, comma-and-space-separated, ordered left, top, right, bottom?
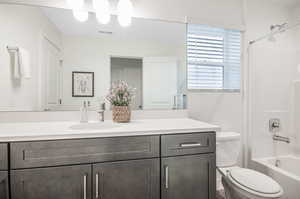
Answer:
186, 24, 243, 93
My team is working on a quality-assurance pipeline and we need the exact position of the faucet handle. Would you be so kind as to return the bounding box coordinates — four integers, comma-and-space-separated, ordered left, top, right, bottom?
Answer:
269, 118, 280, 133
100, 102, 106, 110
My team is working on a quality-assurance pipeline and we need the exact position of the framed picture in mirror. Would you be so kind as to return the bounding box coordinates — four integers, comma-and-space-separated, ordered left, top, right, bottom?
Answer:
72, 71, 94, 97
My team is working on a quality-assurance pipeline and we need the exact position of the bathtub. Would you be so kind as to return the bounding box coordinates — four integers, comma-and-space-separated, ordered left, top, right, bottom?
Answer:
252, 155, 300, 199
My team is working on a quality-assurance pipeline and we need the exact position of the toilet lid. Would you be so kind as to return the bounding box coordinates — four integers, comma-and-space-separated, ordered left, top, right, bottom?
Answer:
228, 168, 282, 195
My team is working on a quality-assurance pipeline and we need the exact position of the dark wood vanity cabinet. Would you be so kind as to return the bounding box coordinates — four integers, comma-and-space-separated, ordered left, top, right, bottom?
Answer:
92, 159, 160, 199
0, 171, 9, 199
11, 165, 92, 199
10, 136, 159, 169
10, 159, 160, 199
7, 132, 215, 199
9, 135, 160, 199
161, 133, 216, 199
161, 154, 216, 199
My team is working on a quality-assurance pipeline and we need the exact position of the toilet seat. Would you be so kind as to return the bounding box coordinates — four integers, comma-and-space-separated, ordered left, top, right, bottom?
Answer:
226, 168, 283, 198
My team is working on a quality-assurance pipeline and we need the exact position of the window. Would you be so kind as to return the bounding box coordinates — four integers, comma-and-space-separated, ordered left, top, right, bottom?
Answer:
187, 24, 241, 91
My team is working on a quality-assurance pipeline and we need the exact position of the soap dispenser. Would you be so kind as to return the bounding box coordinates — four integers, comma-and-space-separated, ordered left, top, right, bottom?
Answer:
80, 101, 88, 123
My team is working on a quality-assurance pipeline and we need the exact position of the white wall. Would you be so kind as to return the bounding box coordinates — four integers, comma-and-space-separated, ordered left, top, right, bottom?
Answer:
128, 0, 245, 30
245, 0, 299, 161
188, 92, 244, 164
291, 5, 300, 155
188, 92, 242, 132
0, 4, 62, 111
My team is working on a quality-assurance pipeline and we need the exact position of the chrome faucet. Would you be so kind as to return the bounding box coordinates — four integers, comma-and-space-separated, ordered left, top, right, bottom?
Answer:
269, 118, 290, 143
97, 103, 106, 122
80, 101, 89, 123
273, 135, 290, 143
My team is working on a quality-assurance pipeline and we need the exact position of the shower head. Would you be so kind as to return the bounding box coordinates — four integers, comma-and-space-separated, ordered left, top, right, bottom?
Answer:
270, 23, 288, 32
249, 21, 300, 45
267, 22, 288, 42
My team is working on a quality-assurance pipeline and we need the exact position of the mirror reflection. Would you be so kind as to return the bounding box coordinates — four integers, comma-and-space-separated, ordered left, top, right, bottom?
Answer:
0, 4, 187, 111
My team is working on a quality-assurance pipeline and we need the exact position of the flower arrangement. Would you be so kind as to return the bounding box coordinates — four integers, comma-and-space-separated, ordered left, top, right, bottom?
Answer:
106, 81, 135, 106
106, 81, 135, 123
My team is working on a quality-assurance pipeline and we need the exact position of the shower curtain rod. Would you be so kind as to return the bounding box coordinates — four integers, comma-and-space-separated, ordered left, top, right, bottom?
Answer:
249, 21, 300, 45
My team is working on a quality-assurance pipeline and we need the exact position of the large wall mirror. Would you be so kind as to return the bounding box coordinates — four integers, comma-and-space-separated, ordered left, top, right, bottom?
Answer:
0, 3, 187, 111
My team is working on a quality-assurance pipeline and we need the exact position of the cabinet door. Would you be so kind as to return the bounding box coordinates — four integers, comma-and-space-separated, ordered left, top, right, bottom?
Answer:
161, 154, 216, 199
0, 171, 9, 199
0, 144, 8, 170
11, 165, 92, 199
93, 158, 159, 199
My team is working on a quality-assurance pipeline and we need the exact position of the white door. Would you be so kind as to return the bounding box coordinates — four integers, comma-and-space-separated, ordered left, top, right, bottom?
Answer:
42, 38, 62, 110
143, 57, 178, 109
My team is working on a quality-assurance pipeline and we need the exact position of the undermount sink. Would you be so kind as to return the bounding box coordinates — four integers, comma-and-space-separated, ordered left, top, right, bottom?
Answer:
70, 122, 120, 130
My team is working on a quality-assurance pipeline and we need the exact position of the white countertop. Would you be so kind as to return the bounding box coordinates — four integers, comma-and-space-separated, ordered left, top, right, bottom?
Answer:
0, 118, 220, 142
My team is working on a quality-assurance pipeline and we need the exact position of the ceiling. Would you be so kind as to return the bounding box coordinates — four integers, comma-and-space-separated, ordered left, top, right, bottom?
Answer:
41, 6, 186, 45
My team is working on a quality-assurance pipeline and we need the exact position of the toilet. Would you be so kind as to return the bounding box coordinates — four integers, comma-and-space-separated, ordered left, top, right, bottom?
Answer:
216, 132, 283, 199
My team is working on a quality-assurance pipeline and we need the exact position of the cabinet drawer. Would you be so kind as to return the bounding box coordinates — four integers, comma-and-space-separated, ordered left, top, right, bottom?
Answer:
10, 136, 160, 169
0, 144, 8, 170
161, 132, 215, 157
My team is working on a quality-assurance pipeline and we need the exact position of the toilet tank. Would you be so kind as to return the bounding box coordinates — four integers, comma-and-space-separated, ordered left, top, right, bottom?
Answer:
216, 132, 241, 167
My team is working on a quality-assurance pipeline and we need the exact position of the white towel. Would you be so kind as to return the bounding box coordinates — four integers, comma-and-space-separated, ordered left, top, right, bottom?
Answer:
13, 51, 21, 79
19, 48, 31, 79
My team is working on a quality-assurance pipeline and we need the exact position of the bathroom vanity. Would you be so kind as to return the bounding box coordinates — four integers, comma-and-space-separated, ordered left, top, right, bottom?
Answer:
0, 118, 218, 199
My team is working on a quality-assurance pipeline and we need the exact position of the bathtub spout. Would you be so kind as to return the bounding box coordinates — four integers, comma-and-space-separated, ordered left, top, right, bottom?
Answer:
273, 135, 290, 143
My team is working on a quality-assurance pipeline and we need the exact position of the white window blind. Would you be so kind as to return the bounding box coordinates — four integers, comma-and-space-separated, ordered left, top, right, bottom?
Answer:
187, 24, 241, 90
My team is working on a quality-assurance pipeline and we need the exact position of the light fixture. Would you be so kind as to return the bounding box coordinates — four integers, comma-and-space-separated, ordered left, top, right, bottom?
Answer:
93, 0, 111, 24
117, 0, 133, 27
73, 10, 89, 22
118, 15, 131, 27
67, 0, 88, 22
67, 0, 84, 9
96, 11, 110, 24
